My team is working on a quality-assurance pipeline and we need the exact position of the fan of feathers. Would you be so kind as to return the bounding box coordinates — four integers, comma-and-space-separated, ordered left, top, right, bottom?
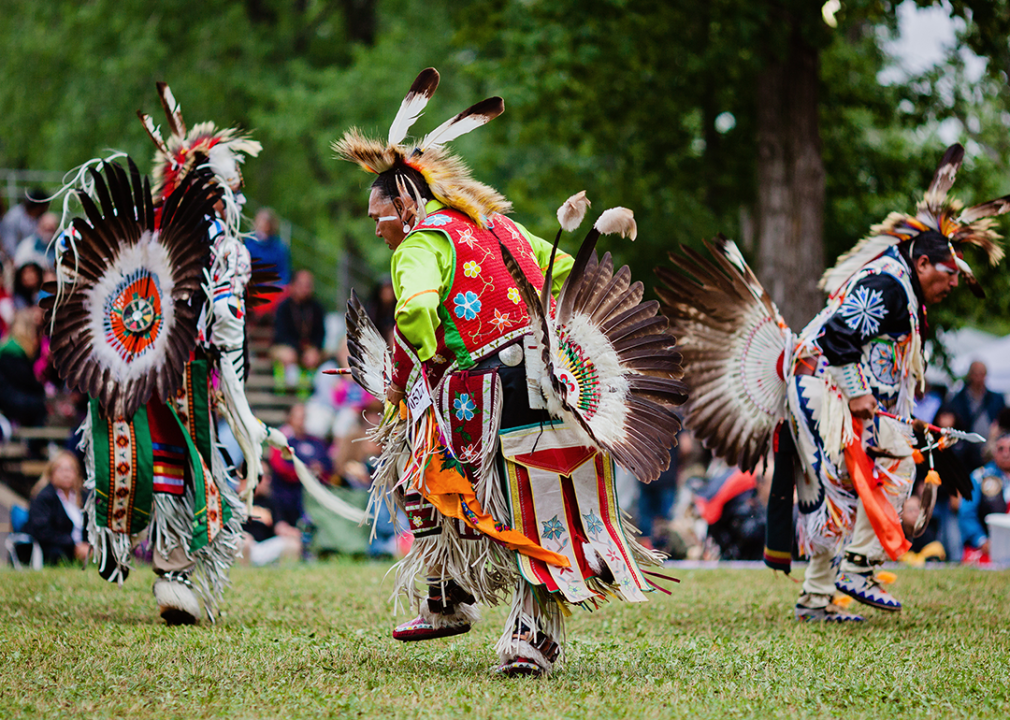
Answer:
500, 198, 687, 483
41, 158, 222, 420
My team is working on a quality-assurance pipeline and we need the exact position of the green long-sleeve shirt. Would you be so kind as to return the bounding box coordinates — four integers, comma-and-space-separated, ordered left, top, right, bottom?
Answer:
391, 200, 574, 362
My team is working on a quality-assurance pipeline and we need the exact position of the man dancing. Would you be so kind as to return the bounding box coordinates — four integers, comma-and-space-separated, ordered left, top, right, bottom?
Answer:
46, 84, 360, 625
659, 144, 1006, 620
335, 68, 685, 674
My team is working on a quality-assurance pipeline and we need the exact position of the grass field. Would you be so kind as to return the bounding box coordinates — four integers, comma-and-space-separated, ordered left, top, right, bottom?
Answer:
1, 562, 1008, 719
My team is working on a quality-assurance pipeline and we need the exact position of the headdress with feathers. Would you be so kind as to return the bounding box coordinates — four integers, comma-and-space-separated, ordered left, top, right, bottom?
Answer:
138, 82, 261, 233
820, 144, 1010, 299
333, 68, 510, 229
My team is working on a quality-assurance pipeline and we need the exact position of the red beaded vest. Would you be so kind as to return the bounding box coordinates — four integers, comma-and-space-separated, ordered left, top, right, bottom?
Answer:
393, 208, 546, 389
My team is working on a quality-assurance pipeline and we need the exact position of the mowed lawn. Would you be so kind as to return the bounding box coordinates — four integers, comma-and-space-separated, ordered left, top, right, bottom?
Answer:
1, 562, 1008, 719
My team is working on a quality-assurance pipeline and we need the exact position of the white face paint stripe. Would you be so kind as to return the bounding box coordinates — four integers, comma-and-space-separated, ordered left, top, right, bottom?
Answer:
377, 215, 399, 222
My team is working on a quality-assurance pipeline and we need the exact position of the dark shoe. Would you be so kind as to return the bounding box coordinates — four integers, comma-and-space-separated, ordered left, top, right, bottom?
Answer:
495, 657, 547, 677
392, 614, 471, 641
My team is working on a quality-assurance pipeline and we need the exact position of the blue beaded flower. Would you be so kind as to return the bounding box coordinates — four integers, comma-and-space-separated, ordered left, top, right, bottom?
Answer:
453, 393, 476, 422
420, 213, 451, 227
453, 291, 481, 321
541, 515, 566, 541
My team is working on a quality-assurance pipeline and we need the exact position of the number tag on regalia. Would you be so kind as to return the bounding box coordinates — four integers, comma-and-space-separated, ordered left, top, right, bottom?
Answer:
406, 371, 434, 424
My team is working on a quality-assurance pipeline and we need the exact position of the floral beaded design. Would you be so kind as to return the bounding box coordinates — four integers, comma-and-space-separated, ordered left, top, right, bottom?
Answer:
453, 291, 482, 321
463, 260, 481, 278
453, 393, 476, 422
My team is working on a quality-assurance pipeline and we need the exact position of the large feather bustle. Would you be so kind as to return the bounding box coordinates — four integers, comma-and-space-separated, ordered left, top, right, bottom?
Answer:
344, 290, 391, 400
657, 236, 790, 473
246, 259, 282, 310
43, 158, 222, 420
501, 209, 685, 483
820, 143, 1007, 296
333, 68, 509, 229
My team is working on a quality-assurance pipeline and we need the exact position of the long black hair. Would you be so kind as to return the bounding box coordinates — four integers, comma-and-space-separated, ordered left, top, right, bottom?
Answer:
898, 229, 953, 311
370, 164, 433, 205
900, 229, 953, 266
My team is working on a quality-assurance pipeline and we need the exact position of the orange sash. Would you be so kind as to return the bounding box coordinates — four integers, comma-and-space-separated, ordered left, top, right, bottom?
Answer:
410, 413, 570, 568
843, 418, 911, 560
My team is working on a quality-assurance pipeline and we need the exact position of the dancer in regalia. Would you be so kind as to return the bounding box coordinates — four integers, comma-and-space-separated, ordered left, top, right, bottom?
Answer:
45, 83, 361, 625
334, 68, 686, 674
658, 144, 1000, 621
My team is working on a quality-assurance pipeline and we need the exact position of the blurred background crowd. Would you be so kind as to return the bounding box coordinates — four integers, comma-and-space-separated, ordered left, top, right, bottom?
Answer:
5, 0, 1010, 570
4, 174, 1009, 570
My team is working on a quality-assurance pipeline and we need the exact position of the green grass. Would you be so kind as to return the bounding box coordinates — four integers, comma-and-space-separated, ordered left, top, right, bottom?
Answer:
1, 562, 1008, 719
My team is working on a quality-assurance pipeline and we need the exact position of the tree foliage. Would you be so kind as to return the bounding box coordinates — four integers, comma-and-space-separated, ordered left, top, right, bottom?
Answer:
1, 0, 1009, 333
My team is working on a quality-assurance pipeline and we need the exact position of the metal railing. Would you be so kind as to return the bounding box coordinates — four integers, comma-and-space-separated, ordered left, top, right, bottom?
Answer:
1, 169, 66, 210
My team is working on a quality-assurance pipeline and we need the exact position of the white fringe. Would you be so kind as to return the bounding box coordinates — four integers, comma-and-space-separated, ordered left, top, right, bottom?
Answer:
365, 414, 409, 539
418, 597, 481, 629
621, 512, 666, 568
816, 376, 855, 467
389, 520, 515, 613
494, 580, 566, 667
153, 576, 202, 619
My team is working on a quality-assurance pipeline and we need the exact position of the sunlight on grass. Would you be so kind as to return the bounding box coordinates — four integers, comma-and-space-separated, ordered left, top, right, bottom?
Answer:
1, 562, 1008, 719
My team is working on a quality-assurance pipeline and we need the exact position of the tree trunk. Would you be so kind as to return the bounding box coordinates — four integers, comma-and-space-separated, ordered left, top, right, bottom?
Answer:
755, 22, 825, 330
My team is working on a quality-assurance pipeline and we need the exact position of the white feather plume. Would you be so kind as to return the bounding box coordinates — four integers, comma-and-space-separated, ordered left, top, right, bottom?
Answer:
419, 97, 505, 151
157, 82, 186, 138
388, 68, 440, 146
595, 207, 637, 240
557, 191, 590, 233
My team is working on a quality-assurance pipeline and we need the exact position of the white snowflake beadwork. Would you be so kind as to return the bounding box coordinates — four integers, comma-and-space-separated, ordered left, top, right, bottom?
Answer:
838, 285, 886, 336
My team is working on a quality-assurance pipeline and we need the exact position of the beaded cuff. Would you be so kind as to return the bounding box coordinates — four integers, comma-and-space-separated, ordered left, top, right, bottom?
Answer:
828, 363, 871, 399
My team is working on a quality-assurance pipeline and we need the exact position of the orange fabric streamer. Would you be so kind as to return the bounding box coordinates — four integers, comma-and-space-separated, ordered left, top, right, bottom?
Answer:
411, 416, 570, 568
695, 470, 756, 525
843, 418, 911, 560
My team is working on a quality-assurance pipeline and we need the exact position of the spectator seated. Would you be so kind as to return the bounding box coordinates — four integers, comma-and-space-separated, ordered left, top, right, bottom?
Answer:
271, 269, 326, 396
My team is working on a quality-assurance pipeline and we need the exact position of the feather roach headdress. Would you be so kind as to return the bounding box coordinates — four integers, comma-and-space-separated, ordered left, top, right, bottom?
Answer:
138, 82, 261, 206
332, 68, 510, 228
820, 144, 1009, 298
